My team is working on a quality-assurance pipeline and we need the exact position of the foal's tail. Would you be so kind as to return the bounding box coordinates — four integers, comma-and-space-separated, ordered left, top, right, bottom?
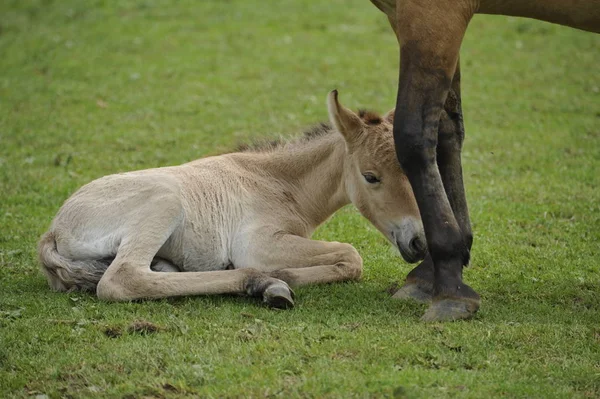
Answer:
38, 232, 111, 292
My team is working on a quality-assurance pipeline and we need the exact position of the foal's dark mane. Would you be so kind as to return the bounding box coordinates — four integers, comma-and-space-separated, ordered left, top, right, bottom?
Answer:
236, 109, 382, 154
236, 122, 333, 153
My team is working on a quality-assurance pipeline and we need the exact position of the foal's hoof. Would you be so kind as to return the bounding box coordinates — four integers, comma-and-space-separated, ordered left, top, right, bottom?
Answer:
421, 297, 480, 322
391, 282, 433, 304
263, 281, 295, 309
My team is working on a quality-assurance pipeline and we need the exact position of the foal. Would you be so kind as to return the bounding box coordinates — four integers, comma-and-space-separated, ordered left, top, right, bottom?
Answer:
39, 90, 426, 308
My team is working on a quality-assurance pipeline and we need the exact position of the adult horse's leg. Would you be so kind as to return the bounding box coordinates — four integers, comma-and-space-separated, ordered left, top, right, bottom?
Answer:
392, 1, 479, 321
393, 60, 473, 305
437, 61, 473, 261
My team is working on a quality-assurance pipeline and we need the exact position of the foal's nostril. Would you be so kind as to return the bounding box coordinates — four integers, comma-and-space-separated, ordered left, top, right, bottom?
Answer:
409, 236, 426, 254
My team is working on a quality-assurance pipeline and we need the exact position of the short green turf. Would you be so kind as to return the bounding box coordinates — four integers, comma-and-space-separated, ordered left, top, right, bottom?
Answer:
1, 1, 599, 398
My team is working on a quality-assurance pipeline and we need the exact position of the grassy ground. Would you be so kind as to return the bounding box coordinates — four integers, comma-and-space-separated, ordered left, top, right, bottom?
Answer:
1, 0, 599, 397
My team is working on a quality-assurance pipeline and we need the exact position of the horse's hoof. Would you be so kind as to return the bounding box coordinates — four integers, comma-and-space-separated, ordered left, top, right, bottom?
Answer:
263, 282, 295, 309
421, 297, 480, 322
391, 282, 433, 304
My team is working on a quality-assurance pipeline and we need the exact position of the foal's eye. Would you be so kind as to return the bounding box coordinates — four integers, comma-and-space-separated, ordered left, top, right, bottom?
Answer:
362, 173, 380, 184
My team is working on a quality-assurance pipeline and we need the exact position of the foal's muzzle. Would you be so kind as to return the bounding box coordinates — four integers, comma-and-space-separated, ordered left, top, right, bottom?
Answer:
391, 227, 427, 264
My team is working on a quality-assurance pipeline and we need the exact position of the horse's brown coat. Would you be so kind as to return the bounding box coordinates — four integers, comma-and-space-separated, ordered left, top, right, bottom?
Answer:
370, 0, 600, 321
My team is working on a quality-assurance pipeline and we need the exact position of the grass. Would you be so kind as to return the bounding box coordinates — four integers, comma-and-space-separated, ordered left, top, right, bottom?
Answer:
1, 0, 599, 397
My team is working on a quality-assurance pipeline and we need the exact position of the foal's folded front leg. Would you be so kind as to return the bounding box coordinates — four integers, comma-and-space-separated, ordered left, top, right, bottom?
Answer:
235, 231, 363, 288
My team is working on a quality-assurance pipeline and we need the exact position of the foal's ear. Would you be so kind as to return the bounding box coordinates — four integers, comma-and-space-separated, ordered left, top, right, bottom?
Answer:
383, 108, 395, 124
327, 90, 363, 143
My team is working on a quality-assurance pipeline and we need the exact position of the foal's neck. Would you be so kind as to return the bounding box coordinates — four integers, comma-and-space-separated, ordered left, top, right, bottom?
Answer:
263, 132, 350, 230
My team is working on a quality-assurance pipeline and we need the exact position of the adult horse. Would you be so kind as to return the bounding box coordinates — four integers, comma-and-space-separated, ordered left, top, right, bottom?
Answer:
370, 0, 600, 321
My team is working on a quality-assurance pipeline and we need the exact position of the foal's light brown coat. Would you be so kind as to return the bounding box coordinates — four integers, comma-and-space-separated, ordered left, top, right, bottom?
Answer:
39, 91, 425, 307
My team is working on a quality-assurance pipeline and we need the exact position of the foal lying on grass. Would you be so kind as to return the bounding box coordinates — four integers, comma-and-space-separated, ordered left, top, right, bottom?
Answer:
39, 90, 426, 308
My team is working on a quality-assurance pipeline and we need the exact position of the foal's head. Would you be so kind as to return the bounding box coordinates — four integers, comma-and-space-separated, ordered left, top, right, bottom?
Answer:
327, 90, 426, 263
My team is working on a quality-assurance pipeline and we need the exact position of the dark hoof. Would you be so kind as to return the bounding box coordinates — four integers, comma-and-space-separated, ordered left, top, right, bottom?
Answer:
391, 282, 433, 304
421, 297, 480, 322
263, 281, 295, 309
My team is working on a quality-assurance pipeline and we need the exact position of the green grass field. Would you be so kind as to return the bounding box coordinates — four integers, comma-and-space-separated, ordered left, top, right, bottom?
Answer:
1, 0, 599, 397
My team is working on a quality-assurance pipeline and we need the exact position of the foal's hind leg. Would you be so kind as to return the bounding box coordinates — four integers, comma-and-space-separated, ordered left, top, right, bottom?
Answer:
96, 200, 292, 307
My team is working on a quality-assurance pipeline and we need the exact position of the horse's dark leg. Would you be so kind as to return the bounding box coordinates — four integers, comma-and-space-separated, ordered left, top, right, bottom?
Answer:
392, 1, 479, 321
394, 60, 473, 305
392, 252, 434, 303
393, 63, 471, 305
437, 61, 473, 257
